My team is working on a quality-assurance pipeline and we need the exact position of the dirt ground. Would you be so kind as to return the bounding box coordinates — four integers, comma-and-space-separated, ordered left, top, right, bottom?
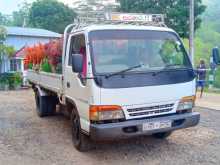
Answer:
0, 90, 220, 165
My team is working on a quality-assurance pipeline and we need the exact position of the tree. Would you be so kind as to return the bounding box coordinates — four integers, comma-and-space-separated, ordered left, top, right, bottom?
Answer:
203, 0, 220, 22
12, 1, 31, 27
0, 13, 6, 25
0, 1, 31, 27
0, 26, 15, 61
118, 0, 206, 38
0, 12, 12, 26
29, 0, 76, 33
73, 0, 119, 15
74, 0, 104, 12
0, 26, 6, 44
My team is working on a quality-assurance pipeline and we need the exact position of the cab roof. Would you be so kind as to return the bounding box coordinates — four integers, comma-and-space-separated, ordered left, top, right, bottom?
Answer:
72, 24, 176, 34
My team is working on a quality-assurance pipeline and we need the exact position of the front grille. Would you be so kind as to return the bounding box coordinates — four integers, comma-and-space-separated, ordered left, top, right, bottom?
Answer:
127, 103, 174, 117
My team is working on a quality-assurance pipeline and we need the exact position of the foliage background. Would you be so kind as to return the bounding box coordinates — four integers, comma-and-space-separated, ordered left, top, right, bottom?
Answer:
118, 0, 206, 38
0, 26, 15, 60
0, 0, 220, 87
29, 0, 76, 33
193, 0, 220, 88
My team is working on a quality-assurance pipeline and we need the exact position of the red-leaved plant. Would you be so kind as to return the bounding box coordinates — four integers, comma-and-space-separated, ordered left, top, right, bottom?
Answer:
24, 38, 63, 72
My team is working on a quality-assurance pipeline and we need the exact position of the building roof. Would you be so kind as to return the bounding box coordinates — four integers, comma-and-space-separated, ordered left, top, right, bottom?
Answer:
14, 46, 26, 58
5, 26, 61, 38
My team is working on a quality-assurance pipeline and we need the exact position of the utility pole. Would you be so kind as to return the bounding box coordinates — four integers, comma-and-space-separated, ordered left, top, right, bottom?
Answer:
189, 0, 194, 66
23, 17, 27, 28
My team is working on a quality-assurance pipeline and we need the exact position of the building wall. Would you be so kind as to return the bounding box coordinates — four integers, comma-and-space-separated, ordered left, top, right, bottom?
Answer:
0, 56, 10, 73
5, 35, 57, 49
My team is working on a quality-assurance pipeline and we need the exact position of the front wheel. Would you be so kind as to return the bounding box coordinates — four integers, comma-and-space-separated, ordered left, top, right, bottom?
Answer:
153, 131, 172, 139
71, 109, 92, 152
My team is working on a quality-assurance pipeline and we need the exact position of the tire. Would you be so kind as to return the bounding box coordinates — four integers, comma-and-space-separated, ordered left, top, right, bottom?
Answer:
47, 96, 57, 115
71, 109, 92, 152
153, 131, 172, 139
34, 91, 57, 117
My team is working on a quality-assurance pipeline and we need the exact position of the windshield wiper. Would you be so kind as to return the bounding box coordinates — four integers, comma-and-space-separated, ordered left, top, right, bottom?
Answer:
105, 64, 142, 78
152, 64, 192, 76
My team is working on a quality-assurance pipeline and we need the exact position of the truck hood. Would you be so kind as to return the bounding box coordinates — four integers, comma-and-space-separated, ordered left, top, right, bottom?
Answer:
100, 81, 195, 119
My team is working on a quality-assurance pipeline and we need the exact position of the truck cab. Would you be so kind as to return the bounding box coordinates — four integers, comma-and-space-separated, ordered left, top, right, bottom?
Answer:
29, 13, 200, 152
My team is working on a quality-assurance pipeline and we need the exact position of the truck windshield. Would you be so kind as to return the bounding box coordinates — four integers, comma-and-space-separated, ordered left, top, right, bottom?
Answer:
89, 30, 191, 75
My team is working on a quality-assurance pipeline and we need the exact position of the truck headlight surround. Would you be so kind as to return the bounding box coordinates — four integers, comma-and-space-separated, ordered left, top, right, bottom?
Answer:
177, 96, 196, 112
89, 105, 125, 121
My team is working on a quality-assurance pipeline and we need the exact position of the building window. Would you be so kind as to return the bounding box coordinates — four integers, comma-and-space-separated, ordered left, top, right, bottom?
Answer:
10, 59, 21, 72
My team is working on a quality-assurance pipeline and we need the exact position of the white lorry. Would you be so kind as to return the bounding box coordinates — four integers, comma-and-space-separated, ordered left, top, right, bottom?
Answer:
27, 13, 200, 151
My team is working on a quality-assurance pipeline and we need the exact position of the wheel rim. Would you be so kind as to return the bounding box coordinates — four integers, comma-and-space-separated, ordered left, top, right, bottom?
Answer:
72, 113, 80, 145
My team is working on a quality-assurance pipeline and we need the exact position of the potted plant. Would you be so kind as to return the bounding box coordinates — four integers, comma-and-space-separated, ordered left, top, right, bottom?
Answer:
45, 40, 62, 73
41, 58, 52, 73
24, 39, 62, 74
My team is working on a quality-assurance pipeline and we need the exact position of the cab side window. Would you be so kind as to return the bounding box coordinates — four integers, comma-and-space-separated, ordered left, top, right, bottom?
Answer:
68, 35, 85, 66
69, 34, 87, 85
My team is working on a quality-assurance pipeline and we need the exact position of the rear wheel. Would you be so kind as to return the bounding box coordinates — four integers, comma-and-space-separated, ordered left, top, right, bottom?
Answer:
47, 96, 57, 115
153, 131, 172, 139
34, 91, 57, 117
71, 108, 92, 152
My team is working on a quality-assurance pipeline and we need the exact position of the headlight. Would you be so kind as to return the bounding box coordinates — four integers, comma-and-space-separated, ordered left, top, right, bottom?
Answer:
89, 105, 125, 121
177, 96, 196, 112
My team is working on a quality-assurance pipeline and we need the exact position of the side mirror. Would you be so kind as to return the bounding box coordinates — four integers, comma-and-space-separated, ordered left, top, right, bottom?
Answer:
71, 54, 83, 73
212, 48, 220, 65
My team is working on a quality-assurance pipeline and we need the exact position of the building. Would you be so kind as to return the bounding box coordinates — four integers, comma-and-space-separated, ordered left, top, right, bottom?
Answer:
0, 26, 61, 84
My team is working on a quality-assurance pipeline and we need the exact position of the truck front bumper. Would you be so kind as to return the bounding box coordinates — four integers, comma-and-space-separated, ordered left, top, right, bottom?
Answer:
90, 112, 200, 141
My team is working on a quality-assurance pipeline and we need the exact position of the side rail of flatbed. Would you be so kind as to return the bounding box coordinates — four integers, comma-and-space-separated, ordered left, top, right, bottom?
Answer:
27, 70, 63, 94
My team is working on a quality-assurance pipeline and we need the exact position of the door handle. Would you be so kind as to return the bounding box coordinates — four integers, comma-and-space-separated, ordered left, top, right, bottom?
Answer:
67, 82, 70, 88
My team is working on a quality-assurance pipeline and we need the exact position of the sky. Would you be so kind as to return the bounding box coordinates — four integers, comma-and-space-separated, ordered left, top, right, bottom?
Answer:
0, 0, 117, 14
0, 0, 73, 14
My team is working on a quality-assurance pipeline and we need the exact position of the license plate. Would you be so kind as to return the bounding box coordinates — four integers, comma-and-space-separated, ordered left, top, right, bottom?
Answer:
142, 120, 172, 131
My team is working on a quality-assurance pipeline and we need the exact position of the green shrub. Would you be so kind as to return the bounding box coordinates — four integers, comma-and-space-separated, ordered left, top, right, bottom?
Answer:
0, 74, 9, 89
214, 68, 220, 88
0, 73, 10, 90
0, 72, 22, 90
14, 72, 22, 87
8, 74, 14, 88
41, 59, 52, 72
28, 63, 33, 69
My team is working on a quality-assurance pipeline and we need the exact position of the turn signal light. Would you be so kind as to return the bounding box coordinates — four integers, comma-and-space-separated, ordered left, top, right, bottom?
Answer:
180, 96, 196, 103
177, 96, 196, 112
89, 105, 125, 121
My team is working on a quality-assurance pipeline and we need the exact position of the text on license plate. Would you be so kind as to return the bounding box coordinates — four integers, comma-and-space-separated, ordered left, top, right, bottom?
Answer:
142, 120, 172, 131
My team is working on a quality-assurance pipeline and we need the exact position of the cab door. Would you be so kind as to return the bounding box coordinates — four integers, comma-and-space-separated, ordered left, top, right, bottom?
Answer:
64, 33, 90, 132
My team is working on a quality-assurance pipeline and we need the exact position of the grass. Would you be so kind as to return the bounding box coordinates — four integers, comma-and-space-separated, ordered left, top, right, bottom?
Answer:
204, 87, 220, 94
